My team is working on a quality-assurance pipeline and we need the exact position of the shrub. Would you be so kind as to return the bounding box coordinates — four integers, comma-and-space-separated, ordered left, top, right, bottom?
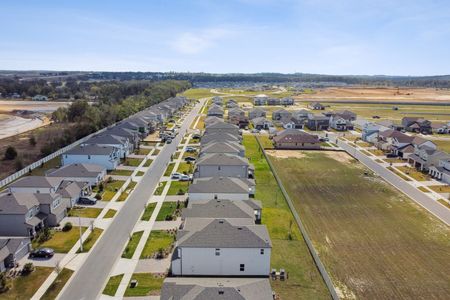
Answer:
98, 182, 104, 192
0, 273, 12, 293
62, 222, 73, 232
177, 189, 185, 195
4, 146, 17, 160
95, 193, 102, 200
165, 215, 173, 221
22, 263, 35, 275
37, 227, 52, 243
29, 136, 37, 146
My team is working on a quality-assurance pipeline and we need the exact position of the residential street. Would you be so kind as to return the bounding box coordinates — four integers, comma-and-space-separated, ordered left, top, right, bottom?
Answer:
58, 99, 205, 300
335, 137, 450, 226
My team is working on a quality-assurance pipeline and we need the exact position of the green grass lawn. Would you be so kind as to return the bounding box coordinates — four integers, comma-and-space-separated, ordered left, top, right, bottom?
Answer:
104, 209, 117, 218
68, 207, 102, 218
124, 273, 164, 297
135, 148, 151, 155
258, 134, 274, 149
428, 185, 450, 193
122, 231, 144, 258
117, 181, 137, 201
78, 228, 103, 253
156, 202, 180, 221
387, 166, 412, 181
181, 88, 216, 99
368, 149, 385, 156
28, 156, 61, 176
154, 181, 167, 195
432, 139, 450, 153
438, 199, 450, 209
397, 166, 431, 181
167, 181, 190, 196
269, 149, 450, 299
124, 158, 144, 167
153, 149, 160, 156
176, 162, 194, 174
108, 169, 133, 176
418, 186, 430, 192
136, 171, 145, 176
41, 268, 73, 300
383, 157, 406, 164
103, 274, 124, 296
0, 267, 53, 300
140, 230, 175, 259
163, 163, 175, 176
141, 203, 156, 221
143, 159, 153, 167
242, 135, 329, 299
101, 180, 125, 201
32, 227, 87, 253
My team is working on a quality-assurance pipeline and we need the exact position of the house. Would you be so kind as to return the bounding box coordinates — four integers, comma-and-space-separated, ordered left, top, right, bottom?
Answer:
200, 141, 245, 157
273, 129, 320, 149
280, 97, 294, 106
362, 122, 387, 143
226, 99, 238, 108
429, 156, 450, 184
170, 218, 271, 276
431, 122, 449, 134
248, 108, 266, 120
277, 116, 304, 129
271, 109, 291, 121
251, 117, 273, 130
46, 163, 106, 186
188, 177, 254, 201
0, 192, 66, 236
402, 117, 432, 134
62, 145, 120, 170
228, 107, 246, 119
267, 98, 281, 106
212, 96, 223, 105
201, 132, 241, 145
182, 199, 262, 224
376, 129, 413, 154
207, 106, 224, 118
205, 121, 240, 136
204, 116, 223, 127
105, 127, 140, 150
329, 113, 354, 131
292, 109, 310, 120
306, 114, 329, 130
229, 115, 250, 129
0, 238, 31, 271
332, 110, 357, 121
195, 153, 252, 179
253, 94, 268, 106
408, 144, 446, 171
32, 95, 48, 101
84, 134, 130, 159
160, 278, 273, 300
308, 102, 325, 110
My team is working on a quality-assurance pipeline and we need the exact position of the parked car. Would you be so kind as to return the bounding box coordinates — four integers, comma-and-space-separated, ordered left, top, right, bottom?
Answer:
30, 248, 54, 258
166, 138, 172, 144
184, 156, 196, 162
179, 174, 192, 181
250, 129, 260, 133
171, 172, 183, 180
185, 146, 197, 153
386, 153, 398, 158
192, 134, 201, 139
78, 196, 97, 205
319, 137, 329, 142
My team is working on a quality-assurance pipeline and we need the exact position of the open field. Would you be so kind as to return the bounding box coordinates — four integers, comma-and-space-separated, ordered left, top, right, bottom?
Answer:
268, 150, 450, 299
0, 267, 53, 300
243, 135, 329, 299
431, 139, 450, 153
0, 100, 70, 113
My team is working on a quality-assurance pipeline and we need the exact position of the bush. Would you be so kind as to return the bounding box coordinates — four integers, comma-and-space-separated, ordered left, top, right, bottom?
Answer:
22, 263, 35, 275
37, 227, 52, 243
0, 273, 12, 293
98, 182, 104, 192
62, 222, 73, 232
177, 189, 185, 195
29, 136, 37, 146
95, 193, 102, 200
4, 146, 17, 160
165, 214, 173, 221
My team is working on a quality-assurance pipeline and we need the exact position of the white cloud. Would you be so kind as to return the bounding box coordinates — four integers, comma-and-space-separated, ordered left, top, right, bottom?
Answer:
171, 28, 233, 55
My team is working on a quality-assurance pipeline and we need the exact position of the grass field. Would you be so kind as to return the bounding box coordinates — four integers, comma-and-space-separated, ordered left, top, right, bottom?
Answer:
167, 181, 189, 195
396, 166, 431, 181
108, 169, 133, 176
432, 139, 450, 152
32, 227, 87, 253
140, 230, 175, 259
135, 148, 151, 155
428, 185, 450, 193
41, 268, 73, 300
124, 273, 164, 297
268, 150, 450, 299
242, 135, 329, 299
103, 274, 124, 296
163, 163, 175, 176
0, 267, 53, 300
156, 202, 180, 221
124, 158, 143, 167
68, 207, 102, 218
181, 88, 216, 99
122, 231, 144, 258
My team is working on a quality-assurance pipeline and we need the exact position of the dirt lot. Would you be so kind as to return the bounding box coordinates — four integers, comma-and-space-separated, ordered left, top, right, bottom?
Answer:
0, 100, 70, 113
268, 150, 450, 300
294, 87, 450, 103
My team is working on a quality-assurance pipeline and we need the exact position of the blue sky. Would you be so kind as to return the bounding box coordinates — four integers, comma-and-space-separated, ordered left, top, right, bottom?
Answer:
1, 0, 450, 75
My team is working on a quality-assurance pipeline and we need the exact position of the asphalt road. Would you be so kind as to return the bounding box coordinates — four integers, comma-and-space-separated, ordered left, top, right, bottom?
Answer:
335, 137, 450, 226
58, 99, 205, 300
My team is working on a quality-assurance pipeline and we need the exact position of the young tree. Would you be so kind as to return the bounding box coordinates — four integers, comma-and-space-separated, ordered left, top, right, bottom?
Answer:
4, 146, 17, 160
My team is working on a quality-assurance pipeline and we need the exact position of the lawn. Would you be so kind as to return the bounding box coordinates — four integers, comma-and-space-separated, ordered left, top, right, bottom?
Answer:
103, 274, 124, 296
156, 202, 180, 221
108, 169, 133, 176
269, 150, 450, 299
242, 135, 329, 299
100, 180, 125, 201
68, 207, 102, 218
153, 149, 160, 156
143, 159, 153, 167
0, 267, 53, 300
140, 230, 175, 259
124, 273, 164, 297
117, 181, 137, 201
387, 166, 412, 181
163, 163, 175, 176
176, 162, 194, 174
41, 268, 73, 300
396, 166, 431, 181
78, 228, 103, 253
28, 156, 61, 176
154, 181, 167, 195
432, 139, 450, 153
141, 203, 156, 221
428, 185, 450, 193
167, 181, 190, 196
122, 231, 144, 259
195, 115, 205, 129
136, 171, 145, 176
124, 158, 144, 167
368, 149, 385, 156
355, 141, 372, 148
32, 227, 87, 253
104, 209, 117, 218
383, 157, 406, 164
181, 88, 216, 99
135, 148, 151, 155
438, 199, 450, 209
258, 134, 274, 149
418, 186, 430, 193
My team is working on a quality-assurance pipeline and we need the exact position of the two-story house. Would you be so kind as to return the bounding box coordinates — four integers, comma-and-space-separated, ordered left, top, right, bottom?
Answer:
194, 153, 252, 179
188, 176, 254, 201
62, 145, 120, 170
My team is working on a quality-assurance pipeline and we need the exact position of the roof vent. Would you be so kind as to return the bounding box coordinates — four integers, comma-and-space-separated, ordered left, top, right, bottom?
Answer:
219, 220, 224, 224
218, 290, 224, 295
237, 227, 243, 230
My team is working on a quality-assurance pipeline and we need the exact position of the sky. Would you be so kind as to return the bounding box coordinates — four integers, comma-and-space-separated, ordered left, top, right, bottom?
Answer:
1, 0, 450, 75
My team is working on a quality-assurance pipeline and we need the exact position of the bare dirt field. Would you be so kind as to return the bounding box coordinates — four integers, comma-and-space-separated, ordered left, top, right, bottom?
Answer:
294, 87, 450, 103
0, 100, 70, 113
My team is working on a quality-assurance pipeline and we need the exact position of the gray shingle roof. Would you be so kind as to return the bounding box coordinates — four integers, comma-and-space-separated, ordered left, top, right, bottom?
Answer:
9, 176, 62, 189
189, 177, 250, 194
85, 134, 127, 146
177, 219, 271, 248
0, 193, 40, 214
201, 132, 240, 144
182, 199, 256, 220
65, 144, 116, 156
196, 153, 249, 166
200, 141, 243, 155
46, 163, 106, 178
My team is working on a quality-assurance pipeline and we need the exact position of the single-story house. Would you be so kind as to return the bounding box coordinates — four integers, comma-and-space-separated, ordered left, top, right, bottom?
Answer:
200, 141, 245, 157
251, 117, 273, 130
188, 177, 254, 201
229, 115, 250, 129
306, 114, 329, 130
0, 238, 31, 271
194, 153, 252, 179
226, 99, 238, 108
201, 132, 241, 145
212, 96, 223, 105
207, 106, 224, 118
46, 163, 106, 186
205, 121, 240, 136
248, 108, 266, 120
62, 145, 120, 170
204, 116, 223, 127
273, 129, 320, 149
171, 218, 271, 276
228, 107, 246, 119
272, 109, 291, 121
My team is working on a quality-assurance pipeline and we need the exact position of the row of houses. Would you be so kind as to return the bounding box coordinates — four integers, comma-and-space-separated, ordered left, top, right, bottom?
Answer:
0, 96, 190, 271
161, 114, 273, 299
361, 121, 450, 184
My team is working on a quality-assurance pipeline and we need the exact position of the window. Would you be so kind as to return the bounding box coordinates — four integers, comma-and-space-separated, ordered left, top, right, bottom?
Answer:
218, 166, 221, 170
260, 249, 264, 255
240, 264, 245, 271
215, 248, 220, 256
88, 155, 91, 159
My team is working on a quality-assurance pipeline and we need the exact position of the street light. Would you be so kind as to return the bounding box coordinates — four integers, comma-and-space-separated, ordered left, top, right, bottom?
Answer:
79, 216, 83, 252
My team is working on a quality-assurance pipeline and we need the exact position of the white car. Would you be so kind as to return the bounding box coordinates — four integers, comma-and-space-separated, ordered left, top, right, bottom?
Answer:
179, 174, 192, 181
171, 172, 183, 180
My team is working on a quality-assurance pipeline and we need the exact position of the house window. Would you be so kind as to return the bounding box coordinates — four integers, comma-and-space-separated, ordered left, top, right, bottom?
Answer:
260, 249, 264, 255
215, 248, 220, 256
88, 155, 91, 159
240, 264, 245, 271
218, 166, 221, 170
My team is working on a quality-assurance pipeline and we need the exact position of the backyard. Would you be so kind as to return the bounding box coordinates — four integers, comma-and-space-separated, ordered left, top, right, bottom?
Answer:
268, 150, 450, 299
